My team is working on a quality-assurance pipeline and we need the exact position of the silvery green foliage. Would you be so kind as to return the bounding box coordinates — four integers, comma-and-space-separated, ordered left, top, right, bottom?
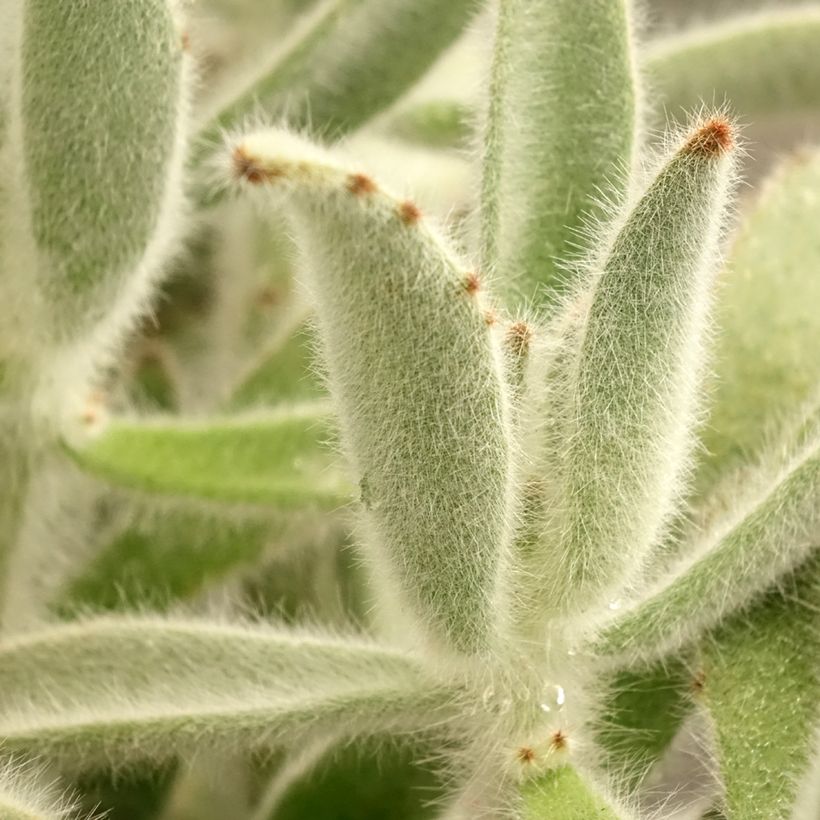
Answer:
0, 1, 819, 819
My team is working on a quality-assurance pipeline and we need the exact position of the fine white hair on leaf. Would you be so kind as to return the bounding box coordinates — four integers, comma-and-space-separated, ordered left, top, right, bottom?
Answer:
588, 403, 820, 663
478, 0, 641, 309
526, 112, 739, 621
221, 126, 518, 659
0, 616, 459, 769
0, 754, 86, 819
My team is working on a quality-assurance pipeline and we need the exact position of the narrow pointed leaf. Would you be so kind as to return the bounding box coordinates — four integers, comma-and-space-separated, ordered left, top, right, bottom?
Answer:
480, 0, 639, 305
65, 404, 350, 508
0, 618, 453, 765
699, 556, 820, 820
538, 117, 737, 614
195, 0, 476, 163
593, 418, 820, 662
696, 148, 820, 491
647, 9, 820, 126
226, 129, 514, 655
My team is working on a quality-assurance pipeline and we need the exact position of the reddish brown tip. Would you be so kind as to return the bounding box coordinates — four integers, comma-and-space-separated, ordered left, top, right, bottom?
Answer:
232, 146, 281, 185
347, 173, 377, 196
181, 31, 191, 52
550, 730, 567, 751
483, 308, 498, 327
691, 669, 706, 695
516, 746, 536, 764
398, 200, 422, 225
463, 272, 481, 296
506, 321, 532, 356
684, 117, 734, 157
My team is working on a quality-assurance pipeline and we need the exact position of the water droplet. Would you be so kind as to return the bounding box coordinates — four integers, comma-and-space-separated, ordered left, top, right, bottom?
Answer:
539, 683, 566, 713
608, 599, 622, 611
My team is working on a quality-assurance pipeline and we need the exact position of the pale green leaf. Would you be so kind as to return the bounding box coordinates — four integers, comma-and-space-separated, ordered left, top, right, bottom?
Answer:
227, 129, 514, 655
0, 618, 453, 766
697, 148, 820, 491
526, 116, 737, 617
18, 0, 187, 333
647, 9, 820, 126
480, 0, 639, 306
65, 404, 350, 508
195, 0, 476, 164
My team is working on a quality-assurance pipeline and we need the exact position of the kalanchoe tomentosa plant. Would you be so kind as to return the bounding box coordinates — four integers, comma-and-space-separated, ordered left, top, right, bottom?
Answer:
0, 0, 819, 818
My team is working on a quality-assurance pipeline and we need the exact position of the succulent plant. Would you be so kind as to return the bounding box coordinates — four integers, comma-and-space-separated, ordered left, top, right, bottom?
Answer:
0, 1, 819, 819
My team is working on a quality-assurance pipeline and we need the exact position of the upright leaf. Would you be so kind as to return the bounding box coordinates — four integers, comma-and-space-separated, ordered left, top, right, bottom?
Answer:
531, 117, 737, 616
480, 0, 639, 306
17, 0, 188, 339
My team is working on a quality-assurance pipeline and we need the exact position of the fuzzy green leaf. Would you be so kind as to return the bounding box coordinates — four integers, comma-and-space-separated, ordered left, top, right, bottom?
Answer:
0, 618, 453, 766
263, 735, 443, 820
593, 414, 820, 662
389, 9, 820, 155
18, 0, 187, 334
480, 0, 639, 306
699, 556, 820, 820
56, 508, 275, 613
521, 765, 633, 820
647, 9, 820, 126
697, 149, 820, 491
65, 404, 350, 508
595, 660, 693, 792
195, 0, 476, 159
537, 117, 737, 615
227, 130, 514, 655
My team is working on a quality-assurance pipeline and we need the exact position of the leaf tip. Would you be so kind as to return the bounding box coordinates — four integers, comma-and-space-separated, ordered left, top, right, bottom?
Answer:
232, 144, 280, 185
463, 271, 482, 296
683, 117, 735, 157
